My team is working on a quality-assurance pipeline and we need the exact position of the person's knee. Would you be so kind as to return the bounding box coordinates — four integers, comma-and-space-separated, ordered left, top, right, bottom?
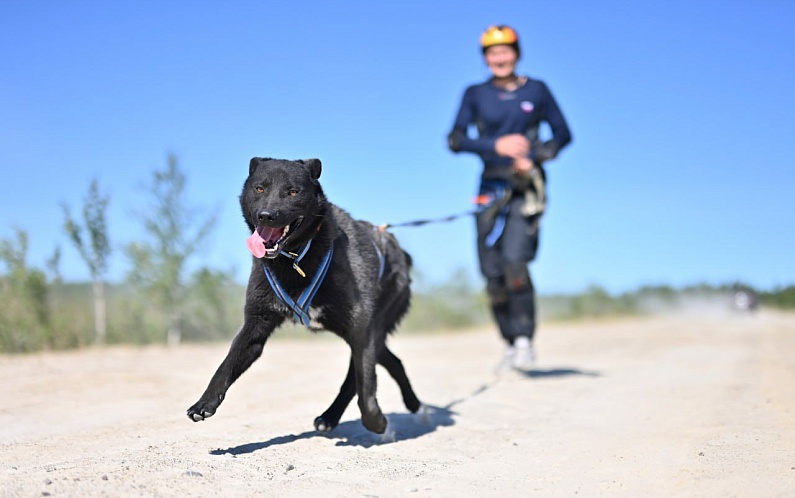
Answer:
486, 277, 508, 306
503, 262, 532, 292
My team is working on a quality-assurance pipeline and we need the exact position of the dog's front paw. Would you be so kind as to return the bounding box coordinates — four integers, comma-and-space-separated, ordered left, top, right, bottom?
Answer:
186, 394, 223, 422
187, 403, 215, 422
314, 416, 335, 433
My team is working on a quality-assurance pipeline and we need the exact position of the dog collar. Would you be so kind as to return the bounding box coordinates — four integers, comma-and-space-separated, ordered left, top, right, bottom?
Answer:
262, 241, 335, 327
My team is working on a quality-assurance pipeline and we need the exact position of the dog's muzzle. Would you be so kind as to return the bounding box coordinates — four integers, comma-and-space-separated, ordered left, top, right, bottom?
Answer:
245, 217, 304, 259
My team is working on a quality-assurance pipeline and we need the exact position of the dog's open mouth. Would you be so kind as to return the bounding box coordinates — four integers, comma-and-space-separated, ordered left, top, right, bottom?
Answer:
246, 218, 303, 259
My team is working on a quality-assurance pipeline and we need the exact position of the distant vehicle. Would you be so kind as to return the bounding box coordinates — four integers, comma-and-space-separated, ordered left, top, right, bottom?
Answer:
731, 289, 759, 312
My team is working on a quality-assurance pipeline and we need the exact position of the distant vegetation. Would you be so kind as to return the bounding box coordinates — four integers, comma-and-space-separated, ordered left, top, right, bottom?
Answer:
1, 155, 793, 353
2, 258, 793, 353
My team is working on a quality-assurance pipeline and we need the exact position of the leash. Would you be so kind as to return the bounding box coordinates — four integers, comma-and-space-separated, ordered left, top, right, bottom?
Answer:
378, 209, 478, 231
378, 168, 545, 237
378, 190, 514, 232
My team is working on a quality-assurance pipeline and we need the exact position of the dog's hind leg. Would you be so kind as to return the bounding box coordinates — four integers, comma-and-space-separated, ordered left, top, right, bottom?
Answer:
314, 358, 356, 433
378, 347, 421, 413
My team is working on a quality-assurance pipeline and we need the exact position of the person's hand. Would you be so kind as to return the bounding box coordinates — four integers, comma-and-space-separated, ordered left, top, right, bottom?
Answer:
494, 134, 530, 159
513, 156, 534, 175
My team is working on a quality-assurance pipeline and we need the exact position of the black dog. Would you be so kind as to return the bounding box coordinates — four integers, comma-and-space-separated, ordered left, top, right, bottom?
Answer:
187, 157, 422, 434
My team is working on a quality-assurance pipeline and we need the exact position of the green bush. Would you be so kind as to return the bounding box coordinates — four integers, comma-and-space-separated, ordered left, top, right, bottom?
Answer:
3, 248, 795, 353
760, 285, 795, 309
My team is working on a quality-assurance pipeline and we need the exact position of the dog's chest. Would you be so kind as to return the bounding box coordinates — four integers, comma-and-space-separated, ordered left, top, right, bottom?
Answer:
271, 297, 326, 329
306, 305, 325, 330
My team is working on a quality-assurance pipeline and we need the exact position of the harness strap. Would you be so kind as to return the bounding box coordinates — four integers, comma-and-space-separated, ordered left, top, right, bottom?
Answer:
262, 241, 335, 327
371, 236, 386, 280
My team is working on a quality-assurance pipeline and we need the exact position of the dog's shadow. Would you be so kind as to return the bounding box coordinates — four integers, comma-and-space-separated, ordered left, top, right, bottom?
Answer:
210, 404, 456, 454
210, 366, 600, 454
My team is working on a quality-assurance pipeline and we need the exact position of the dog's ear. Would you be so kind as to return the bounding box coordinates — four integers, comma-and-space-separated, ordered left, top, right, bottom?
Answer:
249, 157, 275, 175
249, 157, 260, 175
300, 158, 322, 180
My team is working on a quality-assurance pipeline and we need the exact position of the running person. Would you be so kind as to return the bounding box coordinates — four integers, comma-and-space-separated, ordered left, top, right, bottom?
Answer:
447, 25, 572, 371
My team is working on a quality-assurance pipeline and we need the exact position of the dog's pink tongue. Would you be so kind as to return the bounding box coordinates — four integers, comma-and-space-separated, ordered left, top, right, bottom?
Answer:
246, 230, 267, 258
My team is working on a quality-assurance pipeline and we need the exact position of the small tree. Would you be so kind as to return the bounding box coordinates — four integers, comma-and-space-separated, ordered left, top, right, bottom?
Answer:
62, 179, 111, 345
0, 229, 50, 351
46, 246, 62, 284
125, 154, 216, 346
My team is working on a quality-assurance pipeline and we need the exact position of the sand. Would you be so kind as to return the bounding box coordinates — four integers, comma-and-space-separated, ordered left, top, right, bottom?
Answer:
1, 311, 793, 497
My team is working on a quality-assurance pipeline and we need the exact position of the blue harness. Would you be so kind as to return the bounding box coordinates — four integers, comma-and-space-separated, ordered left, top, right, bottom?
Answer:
262, 239, 335, 327
262, 231, 387, 328
371, 231, 386, 280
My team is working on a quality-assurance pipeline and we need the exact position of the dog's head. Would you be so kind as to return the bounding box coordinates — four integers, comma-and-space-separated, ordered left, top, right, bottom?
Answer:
241, 157, 328, 259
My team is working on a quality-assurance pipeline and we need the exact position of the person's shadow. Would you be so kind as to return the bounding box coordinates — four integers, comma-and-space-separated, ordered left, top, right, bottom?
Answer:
209, 365, 600, 454
518, 367, 601, 379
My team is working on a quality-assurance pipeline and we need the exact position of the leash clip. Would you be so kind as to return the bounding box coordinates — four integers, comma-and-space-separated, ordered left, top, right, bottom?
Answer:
280, 248, 310, 277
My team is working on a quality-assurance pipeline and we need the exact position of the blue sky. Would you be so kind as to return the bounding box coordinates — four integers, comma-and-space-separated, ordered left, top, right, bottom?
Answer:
1, 0, 793, 294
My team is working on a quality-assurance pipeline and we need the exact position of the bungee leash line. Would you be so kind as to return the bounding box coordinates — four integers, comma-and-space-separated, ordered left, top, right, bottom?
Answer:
377, 193, 504, 232
377, 209, 478, 231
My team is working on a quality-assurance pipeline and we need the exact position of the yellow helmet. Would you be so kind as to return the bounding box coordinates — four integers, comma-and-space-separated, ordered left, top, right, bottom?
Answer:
480, 25, 520, 56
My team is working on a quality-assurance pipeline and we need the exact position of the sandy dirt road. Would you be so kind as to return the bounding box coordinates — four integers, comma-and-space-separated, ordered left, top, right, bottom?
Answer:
1, 311, 794, 497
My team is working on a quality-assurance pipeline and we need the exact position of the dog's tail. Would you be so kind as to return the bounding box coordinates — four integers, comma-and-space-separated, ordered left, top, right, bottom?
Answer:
402, 249, 413, 270
380, 230, 413, 277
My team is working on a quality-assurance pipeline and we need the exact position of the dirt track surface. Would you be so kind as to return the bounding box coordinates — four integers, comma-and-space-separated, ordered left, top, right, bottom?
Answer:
1, 312, 794, 497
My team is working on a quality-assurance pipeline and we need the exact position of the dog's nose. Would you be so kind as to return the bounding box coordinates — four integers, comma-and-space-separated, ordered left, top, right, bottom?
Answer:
257, 209, 277, 223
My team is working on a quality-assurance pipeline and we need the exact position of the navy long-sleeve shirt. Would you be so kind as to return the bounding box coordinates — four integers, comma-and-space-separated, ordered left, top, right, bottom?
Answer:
448, 76, 572, 179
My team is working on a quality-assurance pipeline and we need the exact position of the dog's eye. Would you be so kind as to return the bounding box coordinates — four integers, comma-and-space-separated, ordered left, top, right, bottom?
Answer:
288, 189, 299, 196
255, 186, 265, 193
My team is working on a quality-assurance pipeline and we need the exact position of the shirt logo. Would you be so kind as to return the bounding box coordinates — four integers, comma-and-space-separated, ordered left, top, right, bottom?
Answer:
521, 101, 534, 113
